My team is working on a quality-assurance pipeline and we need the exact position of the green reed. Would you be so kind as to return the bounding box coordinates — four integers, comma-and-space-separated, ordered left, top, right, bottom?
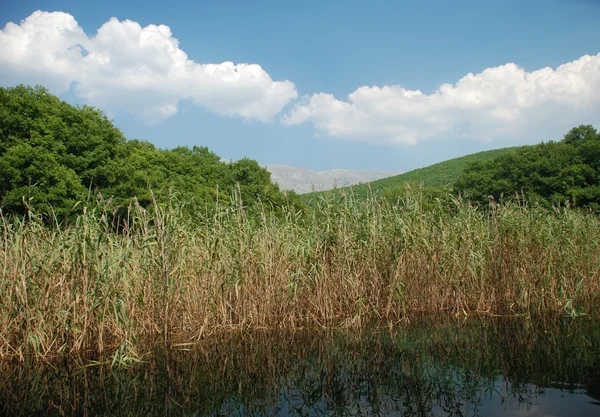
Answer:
1, 189, 599, 359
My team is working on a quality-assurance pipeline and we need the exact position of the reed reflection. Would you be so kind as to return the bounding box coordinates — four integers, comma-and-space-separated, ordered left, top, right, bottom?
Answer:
1, 316, 598, 416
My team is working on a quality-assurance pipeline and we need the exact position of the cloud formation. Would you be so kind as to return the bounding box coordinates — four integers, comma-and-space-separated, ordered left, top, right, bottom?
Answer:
2, 11, 599, 144
0, 11, 297, 121
283, 54, 600, 145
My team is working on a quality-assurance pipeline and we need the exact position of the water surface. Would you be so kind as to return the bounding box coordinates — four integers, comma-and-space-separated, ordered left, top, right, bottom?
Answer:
1, 316, 599, 416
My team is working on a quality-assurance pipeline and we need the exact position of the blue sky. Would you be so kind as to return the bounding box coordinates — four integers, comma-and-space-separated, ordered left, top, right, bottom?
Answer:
1, 0, 600, 171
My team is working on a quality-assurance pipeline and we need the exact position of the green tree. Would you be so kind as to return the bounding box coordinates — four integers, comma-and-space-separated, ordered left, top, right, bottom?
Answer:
455, 125, 600, 209
0, 85, 301, 219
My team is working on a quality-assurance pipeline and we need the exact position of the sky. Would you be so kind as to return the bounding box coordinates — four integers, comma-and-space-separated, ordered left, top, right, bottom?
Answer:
1, 0, 599, 171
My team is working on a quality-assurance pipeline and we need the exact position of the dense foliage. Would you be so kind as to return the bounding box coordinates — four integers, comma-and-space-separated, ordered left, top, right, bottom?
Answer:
455, 125, 600, 210
0, 85, 299, 218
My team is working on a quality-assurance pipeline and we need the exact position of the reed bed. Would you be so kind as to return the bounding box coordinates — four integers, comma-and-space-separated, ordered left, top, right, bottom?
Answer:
1, 190, 599, 359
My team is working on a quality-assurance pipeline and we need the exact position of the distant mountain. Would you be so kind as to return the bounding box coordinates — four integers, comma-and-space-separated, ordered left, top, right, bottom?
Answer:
264, 165, 402, 194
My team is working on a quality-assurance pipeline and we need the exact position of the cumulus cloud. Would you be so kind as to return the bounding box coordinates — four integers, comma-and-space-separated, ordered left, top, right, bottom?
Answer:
0, 11, 297, 122
283, 54, 600, 145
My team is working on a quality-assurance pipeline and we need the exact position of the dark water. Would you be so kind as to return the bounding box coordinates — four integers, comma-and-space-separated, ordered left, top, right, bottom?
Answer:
1, 317, 599, 416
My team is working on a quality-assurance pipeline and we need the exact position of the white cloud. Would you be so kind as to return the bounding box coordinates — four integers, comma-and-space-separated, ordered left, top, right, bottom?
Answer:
0, 11, 297, 122
283, 54, 600, 145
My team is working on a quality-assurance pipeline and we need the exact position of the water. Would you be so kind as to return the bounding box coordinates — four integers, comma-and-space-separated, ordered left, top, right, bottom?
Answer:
1, 316, 599, 416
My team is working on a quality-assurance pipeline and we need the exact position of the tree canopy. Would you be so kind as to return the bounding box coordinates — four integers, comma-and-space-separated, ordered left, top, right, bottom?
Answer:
454, 125, 600, 210
0, 85, 300, 218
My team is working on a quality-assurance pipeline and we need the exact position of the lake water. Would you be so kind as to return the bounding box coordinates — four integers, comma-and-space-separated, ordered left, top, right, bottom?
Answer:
1, 316, 599, 416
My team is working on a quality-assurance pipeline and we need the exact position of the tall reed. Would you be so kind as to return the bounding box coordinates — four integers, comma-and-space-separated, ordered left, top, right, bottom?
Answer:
1, 190, 599, 359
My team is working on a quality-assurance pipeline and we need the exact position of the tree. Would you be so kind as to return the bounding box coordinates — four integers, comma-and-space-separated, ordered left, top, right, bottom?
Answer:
0, 85, 301, 219
454, 125, 600, 209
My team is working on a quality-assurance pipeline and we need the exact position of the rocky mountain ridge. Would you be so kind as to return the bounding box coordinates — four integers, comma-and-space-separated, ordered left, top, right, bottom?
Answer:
264, 164, 402, 194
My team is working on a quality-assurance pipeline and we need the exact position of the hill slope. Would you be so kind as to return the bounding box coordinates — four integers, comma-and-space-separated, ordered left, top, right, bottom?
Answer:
302, 147, 521, 200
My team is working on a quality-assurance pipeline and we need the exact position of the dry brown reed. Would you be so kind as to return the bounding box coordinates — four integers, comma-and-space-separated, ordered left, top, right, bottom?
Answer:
1, 190, 599, 359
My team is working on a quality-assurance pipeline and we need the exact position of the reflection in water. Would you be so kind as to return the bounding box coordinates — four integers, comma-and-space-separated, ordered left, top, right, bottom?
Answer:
1, 316, 599, 416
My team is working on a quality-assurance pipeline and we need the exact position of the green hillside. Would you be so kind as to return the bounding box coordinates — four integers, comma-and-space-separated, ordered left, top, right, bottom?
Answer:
303, 147, 521, 200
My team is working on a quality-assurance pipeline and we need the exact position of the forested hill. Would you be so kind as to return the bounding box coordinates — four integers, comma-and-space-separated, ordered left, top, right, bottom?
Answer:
0, 85, 299, 218
302, 147, 521, 200
303, 124, 600, 211
455, 125, 600, 209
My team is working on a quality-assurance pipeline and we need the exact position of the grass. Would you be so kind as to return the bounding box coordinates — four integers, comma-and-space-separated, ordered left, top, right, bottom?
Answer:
1, 189, 599, 360
302, 146, 521, 201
